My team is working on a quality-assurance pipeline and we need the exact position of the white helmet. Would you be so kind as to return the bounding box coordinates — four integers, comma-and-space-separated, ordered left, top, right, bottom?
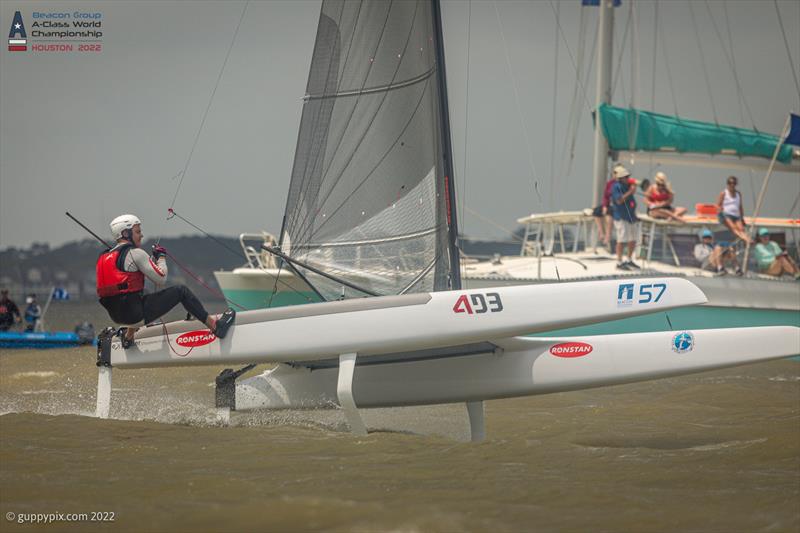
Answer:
110, 214, 141, 241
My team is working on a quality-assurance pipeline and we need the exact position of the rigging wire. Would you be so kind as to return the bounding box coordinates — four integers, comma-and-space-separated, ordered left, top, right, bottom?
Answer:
703, 0, 757, 129
494, 1, 539, 196
722, 1, 750, 128
549, 1, 560, 208
166, 208, 316, 305
650, 0, 658, 113
773, 0, 800, 97
649, 0, 659, 177
657, 20, 680, 116
460, 0, 472, 280
687, 1, 719, 124
168, 0, 250, 211
720, 1, 759, 211
629, 1, 641, 152
789, 189, 800, 216
547, 1, 593, 114
464, 206, 524, 242
609, 5, 631, 105
557, 7, 598, 183
630, 0, 639, 110
556, 6, 586, 185
162, 249, 249, 311
167, 208, 245, 260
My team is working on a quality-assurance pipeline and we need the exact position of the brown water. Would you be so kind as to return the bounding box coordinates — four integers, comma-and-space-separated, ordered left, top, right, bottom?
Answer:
1, 303, 799, 532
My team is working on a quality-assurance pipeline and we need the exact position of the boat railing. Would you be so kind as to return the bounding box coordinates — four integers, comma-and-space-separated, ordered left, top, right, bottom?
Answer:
239, 232, 278, 270
516, 211, 596, 257
516, 210, 800, 268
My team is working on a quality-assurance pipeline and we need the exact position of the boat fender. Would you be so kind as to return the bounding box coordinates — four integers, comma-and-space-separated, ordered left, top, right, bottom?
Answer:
96, 327, 116, 367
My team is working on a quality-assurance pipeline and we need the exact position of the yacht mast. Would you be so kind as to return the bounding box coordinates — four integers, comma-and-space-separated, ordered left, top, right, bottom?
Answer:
432, 0, 462, 290
591, 0, 615, 206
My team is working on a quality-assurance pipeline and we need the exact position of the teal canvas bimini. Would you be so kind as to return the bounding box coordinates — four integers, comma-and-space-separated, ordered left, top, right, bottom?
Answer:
598, 104, 794, 163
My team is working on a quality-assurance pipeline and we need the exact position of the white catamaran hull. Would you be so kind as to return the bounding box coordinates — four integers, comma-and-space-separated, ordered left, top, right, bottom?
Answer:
108, 278, 707, 368
234, 326, 800, 410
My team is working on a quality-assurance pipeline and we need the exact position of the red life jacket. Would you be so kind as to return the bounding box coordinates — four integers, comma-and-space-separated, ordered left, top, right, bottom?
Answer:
96, 244, 144, 298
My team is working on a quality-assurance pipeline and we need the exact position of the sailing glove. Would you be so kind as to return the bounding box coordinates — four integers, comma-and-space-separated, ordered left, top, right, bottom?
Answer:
151, 245, 167, 260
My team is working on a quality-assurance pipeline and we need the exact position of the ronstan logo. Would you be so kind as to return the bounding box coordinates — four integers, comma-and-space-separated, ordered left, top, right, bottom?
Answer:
176, 330, 216, 348
549, 342, 593, 358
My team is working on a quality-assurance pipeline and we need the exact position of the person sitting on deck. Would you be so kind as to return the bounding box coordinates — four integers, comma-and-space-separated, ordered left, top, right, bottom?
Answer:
96, 214, 236, 348
645, 172, 687, 222
716, 175, 751, 243
693, 229, 741, 276
753, 227, 799, 279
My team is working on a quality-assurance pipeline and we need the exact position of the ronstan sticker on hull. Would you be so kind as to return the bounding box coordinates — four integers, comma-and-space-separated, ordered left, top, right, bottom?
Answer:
176, 330, 216, 348
549, 342, 593, 358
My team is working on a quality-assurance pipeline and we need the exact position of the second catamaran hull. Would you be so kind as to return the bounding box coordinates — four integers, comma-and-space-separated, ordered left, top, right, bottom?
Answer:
233, 326, 800, 410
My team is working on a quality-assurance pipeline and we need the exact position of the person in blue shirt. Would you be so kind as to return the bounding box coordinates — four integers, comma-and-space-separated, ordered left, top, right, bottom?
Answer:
610, 165, 640, 270
23, 294, 42, 332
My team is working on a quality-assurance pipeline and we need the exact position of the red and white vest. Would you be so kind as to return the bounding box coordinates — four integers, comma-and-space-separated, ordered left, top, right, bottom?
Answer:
96, 244, 144, 298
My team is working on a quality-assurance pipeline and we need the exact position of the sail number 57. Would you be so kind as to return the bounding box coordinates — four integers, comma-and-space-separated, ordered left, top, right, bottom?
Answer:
636, 283, 667, 303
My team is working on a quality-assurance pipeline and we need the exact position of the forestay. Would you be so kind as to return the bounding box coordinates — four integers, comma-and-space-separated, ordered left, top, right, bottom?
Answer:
280, 0, 458, 301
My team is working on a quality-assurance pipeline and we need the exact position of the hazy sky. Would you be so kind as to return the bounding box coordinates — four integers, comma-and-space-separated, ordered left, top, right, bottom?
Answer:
1, 0, 798, 249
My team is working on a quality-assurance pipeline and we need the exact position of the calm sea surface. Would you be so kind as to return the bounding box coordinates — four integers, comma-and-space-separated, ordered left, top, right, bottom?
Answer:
1, 302, 798, 532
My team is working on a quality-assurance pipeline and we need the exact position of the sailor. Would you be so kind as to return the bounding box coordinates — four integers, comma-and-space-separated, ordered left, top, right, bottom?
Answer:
0, 289, 22, 331
23, 294, 42, 332
96, 214, 235, 348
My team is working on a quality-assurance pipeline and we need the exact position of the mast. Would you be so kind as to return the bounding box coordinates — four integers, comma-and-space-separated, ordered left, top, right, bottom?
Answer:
431, 0, 462, 290
591, 0, 615, 207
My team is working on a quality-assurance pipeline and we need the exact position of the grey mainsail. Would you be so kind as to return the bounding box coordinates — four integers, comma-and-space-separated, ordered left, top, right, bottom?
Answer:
279, 0, 460, 301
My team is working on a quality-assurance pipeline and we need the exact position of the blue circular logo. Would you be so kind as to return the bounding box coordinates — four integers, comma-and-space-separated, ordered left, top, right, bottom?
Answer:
672, 331, 694, 354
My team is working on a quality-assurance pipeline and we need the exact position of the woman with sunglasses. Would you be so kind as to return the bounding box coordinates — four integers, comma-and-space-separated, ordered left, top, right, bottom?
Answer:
645, 171, 687, 222
716, 176, 750, 243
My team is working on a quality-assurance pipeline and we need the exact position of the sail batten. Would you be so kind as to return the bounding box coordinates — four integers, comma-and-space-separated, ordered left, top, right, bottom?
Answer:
281, 0, 456, 301
304, 66, 436, 101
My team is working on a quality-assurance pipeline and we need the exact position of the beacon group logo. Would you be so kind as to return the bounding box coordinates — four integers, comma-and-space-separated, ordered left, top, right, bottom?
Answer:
8, 11, 27, 51
6, 9, 104, 54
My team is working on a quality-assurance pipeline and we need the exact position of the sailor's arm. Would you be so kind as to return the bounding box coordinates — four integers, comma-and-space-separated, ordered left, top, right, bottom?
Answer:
128, 248, 168, 287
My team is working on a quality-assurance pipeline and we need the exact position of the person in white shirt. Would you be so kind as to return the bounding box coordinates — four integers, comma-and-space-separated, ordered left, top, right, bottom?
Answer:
716, 176, 750, 243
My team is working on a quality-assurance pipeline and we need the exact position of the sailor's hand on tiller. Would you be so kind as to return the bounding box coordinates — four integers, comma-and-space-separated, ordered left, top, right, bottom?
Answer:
151, 245, 167, 260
